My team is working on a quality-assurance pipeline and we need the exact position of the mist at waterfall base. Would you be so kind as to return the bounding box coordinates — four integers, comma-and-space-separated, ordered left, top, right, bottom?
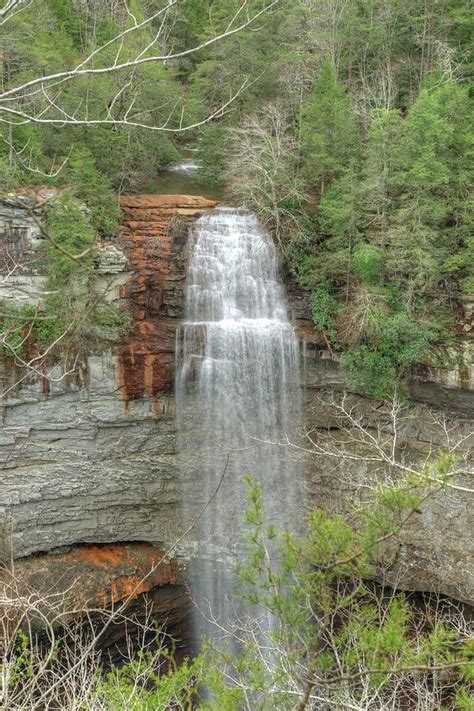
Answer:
176, 207, 304, 649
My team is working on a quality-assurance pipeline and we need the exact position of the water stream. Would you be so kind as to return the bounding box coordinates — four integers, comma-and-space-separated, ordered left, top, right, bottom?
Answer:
156, 154, 223, 200
176, 206, 303, 646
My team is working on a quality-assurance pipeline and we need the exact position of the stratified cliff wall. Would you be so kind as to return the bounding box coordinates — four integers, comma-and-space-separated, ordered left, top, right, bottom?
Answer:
0, 193, 472, 607
300, 352, 473, 603
0, 194, 216, 564
293, 285, 473, 603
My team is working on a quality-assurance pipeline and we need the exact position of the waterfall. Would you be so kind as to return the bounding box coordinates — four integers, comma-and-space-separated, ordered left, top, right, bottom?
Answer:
176, 206, 303, 645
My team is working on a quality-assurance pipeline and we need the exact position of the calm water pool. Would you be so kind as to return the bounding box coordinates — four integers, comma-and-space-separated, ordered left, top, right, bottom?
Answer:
156, 154, 225, 201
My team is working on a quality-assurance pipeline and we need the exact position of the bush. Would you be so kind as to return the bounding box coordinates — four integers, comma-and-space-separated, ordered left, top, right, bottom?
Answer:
338, 285, 389, 348
342, 311, 436, 399
0, 157, 20, 193
342, 346, 399, 400
197, 124, 230, 186
0, 194, 128, 360
352, 243, 383, 284
0, 305, 39, 358
67, 147, 121, 235
311, 288, 341, 344
45, 192, 95, 286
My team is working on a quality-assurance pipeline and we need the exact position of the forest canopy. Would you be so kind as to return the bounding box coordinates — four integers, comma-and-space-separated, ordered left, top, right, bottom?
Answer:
0, 0, 472, 397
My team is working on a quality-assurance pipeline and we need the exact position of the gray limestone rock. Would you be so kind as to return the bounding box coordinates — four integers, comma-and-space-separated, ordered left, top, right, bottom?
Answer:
0, 351, 181, 559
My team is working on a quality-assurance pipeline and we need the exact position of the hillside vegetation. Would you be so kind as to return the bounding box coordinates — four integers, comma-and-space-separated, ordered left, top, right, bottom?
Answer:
1, 0, 472, 394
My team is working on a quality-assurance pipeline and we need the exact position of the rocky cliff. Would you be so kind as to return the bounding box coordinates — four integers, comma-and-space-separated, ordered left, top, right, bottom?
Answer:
300, 351, 473, 603
0, 193, 472, 610
0, 194, 215, 636
293, 287, 473, 603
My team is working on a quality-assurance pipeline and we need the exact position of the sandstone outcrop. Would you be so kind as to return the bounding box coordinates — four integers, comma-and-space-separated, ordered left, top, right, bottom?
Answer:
8, 542, 182, 608
5, 542, 192, 659
117, 194, 217, 402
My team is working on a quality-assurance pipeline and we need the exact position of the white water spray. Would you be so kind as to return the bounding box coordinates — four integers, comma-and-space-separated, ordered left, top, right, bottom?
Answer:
176, 207, 303, 643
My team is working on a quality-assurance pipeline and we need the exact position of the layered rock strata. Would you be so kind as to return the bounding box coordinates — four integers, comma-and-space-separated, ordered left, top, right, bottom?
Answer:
4, 542, 192, 660
0, 194, 216, 563
117, 195, 217, 402
292, 283, 473, 603
300, 349, 473, 604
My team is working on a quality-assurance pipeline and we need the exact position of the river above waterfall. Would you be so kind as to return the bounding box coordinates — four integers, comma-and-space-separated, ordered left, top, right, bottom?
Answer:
156, 154, 225, 200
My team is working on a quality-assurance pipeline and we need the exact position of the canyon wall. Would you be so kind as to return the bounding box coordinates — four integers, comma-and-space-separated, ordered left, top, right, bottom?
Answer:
293, 285, 473, 603
0, 193, 472, 609
301, 351, 473, 603
0, 194, 215, 621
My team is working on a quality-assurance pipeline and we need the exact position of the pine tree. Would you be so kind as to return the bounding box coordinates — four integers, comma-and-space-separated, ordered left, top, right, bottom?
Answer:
386, 81, 472, 306
300, 61, 357, 193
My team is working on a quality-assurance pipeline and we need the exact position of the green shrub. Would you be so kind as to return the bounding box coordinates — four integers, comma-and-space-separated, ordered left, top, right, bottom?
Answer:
461, 275, 474, 298
95, 651, 208, 710
310, 288, 341, 345
92, 305, 130, 329
342, 311, 436, 399
67, 147, 121, 235
0, 305, 38, 358
342, 347, 398, 400
197, 124, 229, 186
0, 157, 20, 193
0, 194, 128, 360
352, 243, 383, 284
45, 192, 95, 285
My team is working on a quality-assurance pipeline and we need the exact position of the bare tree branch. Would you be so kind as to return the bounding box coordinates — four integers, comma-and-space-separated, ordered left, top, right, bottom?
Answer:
0, 0, 31, 26
0, 2, 279, 100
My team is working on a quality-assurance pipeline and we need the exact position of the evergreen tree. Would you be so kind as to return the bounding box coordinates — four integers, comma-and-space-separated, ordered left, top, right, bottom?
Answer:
387, 81, 472, 306
301, 61, 357, 193
362, 108, 402, 248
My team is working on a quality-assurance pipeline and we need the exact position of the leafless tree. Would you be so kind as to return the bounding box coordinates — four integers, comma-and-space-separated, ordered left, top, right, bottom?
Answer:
299, 392, 473, 495
0, 455, 229, 708
0, 195, 121, 397
226, 102, 309, 251
0, 0, 280, 136
0, 567, 194, 709
2, 446, 472, 710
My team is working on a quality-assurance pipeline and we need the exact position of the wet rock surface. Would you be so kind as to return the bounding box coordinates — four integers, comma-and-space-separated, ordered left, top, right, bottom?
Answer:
117, 194, 217, 401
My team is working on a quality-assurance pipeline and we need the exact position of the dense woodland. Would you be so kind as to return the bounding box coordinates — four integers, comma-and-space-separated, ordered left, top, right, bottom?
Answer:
0, 0, 472, 398
0, 2, 473, 709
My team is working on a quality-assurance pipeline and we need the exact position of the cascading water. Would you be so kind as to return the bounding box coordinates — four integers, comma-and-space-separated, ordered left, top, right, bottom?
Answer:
176, 206, 303, 645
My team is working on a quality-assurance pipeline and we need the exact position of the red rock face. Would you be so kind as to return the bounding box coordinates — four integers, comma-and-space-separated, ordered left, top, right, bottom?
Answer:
117, 194, 217, 403
6, 543, 193, 660
6, 542, 182, 609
